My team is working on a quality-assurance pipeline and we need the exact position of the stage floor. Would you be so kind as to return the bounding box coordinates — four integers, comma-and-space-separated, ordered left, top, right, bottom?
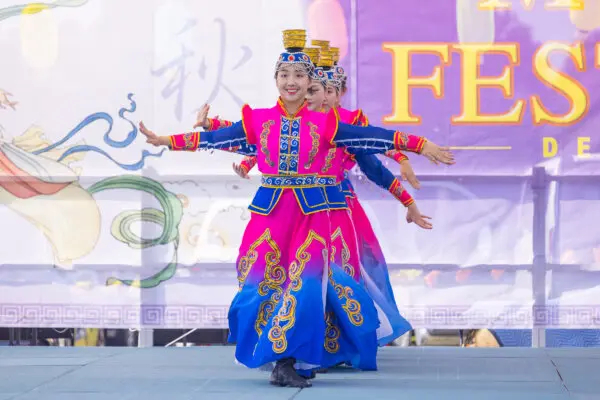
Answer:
0, 346, 598, 399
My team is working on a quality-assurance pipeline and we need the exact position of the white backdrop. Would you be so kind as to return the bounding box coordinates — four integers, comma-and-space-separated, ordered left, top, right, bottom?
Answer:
0, 0, 598, 330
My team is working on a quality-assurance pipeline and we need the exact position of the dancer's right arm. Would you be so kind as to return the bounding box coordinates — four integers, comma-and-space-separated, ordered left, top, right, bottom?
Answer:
202, 117, 259, 171
138, 120, 256, 156
194, 105, 258, 172
239, 156, 257, 172
139, 104, 256, 154
232, 156, 257, 179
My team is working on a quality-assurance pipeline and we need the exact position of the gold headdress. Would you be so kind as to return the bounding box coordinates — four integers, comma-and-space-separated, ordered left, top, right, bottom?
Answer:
276, 29, 313, 75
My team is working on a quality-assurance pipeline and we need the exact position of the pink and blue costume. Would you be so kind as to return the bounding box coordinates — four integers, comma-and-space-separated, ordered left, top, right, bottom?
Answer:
167, 93, 426, 371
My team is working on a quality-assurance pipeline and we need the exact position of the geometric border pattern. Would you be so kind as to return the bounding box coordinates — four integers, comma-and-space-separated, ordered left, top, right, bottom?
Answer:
0, 304, 228, 329
407, 305, 600, 328
2, 304, 600, 329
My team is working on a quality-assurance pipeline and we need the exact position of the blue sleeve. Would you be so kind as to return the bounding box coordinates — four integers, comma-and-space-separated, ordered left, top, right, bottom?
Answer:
202, 121, 256, 155
353, 153, 395, 191
170, 121, 256, 155
332, 122, 396, 155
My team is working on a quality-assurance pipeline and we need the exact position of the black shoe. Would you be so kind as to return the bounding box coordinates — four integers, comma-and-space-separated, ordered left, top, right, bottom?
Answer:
270, 358, 312, 388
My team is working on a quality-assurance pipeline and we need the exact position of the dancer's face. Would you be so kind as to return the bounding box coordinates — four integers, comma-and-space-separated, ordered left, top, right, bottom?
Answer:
324, 84, 340, 110
276, 66, 310, 104
306, 82, 325, 111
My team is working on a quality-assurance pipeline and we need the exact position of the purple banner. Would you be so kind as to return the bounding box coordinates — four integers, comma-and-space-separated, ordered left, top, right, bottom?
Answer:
354, 0, 599, 175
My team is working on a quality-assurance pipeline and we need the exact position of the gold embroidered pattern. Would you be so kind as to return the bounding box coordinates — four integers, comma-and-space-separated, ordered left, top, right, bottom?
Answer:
261, 120, 275, 166
237, 229, 277, 291
268, 231, 328, 353
182, 132, 199, 150
303, 122, 320, 169
331, 227, 355, 278
324, 311, 341, 353
278, 117, 301, 174
394, 131, 410, 150
321, 147, 337, 173
254, 237, 285, 336
389, 179, 414, 206
237, 253, 256, 290
328, 267, 363, 327
391, 182, 405, 198
255, 295, 278, 337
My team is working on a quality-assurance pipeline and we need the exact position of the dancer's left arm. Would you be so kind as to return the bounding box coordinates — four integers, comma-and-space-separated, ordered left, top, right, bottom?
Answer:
349, 110, 421, 189
328, 111, 454, 165
333, 121, 426, 155
354, 153, 432, 229
353, 153, 414, 207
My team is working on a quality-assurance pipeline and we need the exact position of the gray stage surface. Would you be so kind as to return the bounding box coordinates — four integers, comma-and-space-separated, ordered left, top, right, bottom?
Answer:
0, 346, 598, 399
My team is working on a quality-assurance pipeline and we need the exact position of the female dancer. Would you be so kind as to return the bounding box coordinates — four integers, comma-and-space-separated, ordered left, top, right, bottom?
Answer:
139, 33, 453, 388
329, 48, 419, 189
195, 41, 429, 356
225, 45, 416, 187
320, 54, 419, 346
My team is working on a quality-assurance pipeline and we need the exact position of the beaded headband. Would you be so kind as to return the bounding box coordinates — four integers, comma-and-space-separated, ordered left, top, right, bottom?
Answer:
276, 29, 314, 76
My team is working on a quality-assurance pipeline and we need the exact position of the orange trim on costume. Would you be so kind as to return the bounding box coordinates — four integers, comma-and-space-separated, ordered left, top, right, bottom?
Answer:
194, 132, 200, 150
206, 118, 217, 131
416, 137, 427, 154
276, 97, 307, 118
385, 150, 409, 164
403, 198, 415, 207
350, 109, 362, 126
392, 131, 427, 153
389, 178, 414, 207
205, 118, 233, 131
169, 132, 200, 151
328, 108, 340, 145
240, 156, 257, 172
393, 131, 402, 150
360, 112, 369, 127
338, 107, 357, 160
333, 107, 341, 120
241, 104, 255, 144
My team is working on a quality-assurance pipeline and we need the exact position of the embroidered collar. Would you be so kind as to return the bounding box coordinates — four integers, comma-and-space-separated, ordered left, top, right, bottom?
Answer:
276, 97, 307, 118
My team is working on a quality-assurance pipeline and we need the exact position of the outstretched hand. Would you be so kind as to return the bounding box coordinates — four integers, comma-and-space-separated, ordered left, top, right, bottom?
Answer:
406, 203, 432, 229
138, 122, 162, 146
400, 160, 420, 189
193, 103, 210, 129
233, 162, 250, 179
421, 141, 455, 165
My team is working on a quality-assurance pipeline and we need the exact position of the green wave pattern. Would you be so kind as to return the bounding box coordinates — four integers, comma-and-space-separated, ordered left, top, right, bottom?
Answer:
87, 175, 183, 288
